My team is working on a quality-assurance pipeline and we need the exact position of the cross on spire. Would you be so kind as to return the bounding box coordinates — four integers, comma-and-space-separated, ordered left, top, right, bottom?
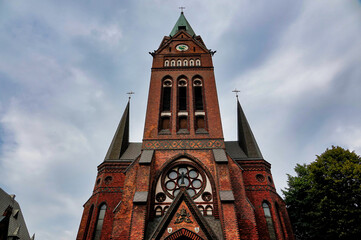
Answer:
127, 91, 135, 100
179, 6, 185, 13
232, 88, 240, 98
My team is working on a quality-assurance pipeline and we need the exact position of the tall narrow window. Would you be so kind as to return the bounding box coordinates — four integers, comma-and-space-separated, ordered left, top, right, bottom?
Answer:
171, 60, 175, 67
177, 60, 182, 66
160, 79, 172, 132
193, 79, 203, 110
263, 202, 277, 240
83, 205, 94, 240
93, 204, 106, 240
162, 79, 172, 111
178, 79, 187, 111
196, 59, 201, 66
164, 60, 169, 67
190, 59, 194, 66
183, 59, 188, 66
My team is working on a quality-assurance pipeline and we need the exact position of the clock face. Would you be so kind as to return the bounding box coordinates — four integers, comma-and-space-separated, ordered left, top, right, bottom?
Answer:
176, 44, 189, 52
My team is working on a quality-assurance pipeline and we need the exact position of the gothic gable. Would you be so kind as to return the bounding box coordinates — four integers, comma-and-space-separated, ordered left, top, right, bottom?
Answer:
156, 30, 209, 55
149, 188, 219, 240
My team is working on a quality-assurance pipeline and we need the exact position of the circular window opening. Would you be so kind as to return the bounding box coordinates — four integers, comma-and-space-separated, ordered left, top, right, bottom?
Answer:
193, 79, 202, 86
161, 163, 206, 199
178, 79, 187, 87
156, 192, 166, 202
256, 174, 265, 182
104, 176, 112, 184
202, 192, 212, 202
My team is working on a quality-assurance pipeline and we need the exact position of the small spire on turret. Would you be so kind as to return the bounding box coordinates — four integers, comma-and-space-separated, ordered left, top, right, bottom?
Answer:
127, 91, 135, 101
232, 88, 240, 99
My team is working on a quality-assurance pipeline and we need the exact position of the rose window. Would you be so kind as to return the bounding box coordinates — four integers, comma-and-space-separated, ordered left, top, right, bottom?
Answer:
161, 164, 206, 199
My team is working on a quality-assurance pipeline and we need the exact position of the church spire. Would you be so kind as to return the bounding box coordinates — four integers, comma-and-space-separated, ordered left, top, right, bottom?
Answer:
170, 12, 196, 37
104, 101, 130, 160
237, 99, 263, 158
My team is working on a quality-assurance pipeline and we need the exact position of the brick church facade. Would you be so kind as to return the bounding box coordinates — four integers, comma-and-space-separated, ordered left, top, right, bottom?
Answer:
77, 12, 294, 240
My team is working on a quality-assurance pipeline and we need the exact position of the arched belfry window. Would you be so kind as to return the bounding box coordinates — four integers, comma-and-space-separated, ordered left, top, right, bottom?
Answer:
160, 79, 172, 131
171, 60, 176, 67
183, 59, 188, 66
177, 79, 188, 131
190, 59, 194, 66
178, 79, 187, 111
193, 78, 206, 131
195, 59, 201, 66
177, 59, 182, 67
193, 79, 203, 111
93, 204, 107, 240
164, 60, 169, 67
263, 202, 277, 240
162, 79, 172, 111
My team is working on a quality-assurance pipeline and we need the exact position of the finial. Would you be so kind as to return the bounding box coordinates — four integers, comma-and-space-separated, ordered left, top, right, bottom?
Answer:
179, 7, 185, 13
232, 88, 240, 99
127, 91, 135, 100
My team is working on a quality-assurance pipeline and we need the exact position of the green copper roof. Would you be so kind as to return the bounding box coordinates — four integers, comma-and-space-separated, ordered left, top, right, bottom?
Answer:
170, 12, 196, 37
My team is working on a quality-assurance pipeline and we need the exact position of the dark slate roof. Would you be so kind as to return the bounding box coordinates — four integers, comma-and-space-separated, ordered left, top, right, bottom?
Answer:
0, 188, 32, 240
133, 191, 148, 204
119, 143, 142, 161
212, 149, 228, 163
104, 101, 129, 160
170, 12, 196, 37
139, 150, 154, 164
237, 100, 263, 159
224, 141, 248, 160
219, 190, 235, 202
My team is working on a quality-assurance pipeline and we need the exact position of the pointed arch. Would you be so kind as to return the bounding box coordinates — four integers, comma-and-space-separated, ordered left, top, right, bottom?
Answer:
165, 228, 205, 240
150, 153, 219, 219
262, 201, 277, 240
93, 203, 107, 240
190, 59, 195, 66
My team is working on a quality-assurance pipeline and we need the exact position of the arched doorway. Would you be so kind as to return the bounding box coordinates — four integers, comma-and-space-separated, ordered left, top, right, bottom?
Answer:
165, 228, 205, 240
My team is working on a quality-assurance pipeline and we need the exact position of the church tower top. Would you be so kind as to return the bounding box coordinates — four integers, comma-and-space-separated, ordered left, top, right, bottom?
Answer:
169, 12, 196, 37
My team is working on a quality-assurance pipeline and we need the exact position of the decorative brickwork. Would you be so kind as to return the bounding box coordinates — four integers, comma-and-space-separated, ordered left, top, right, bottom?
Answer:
143, 139, 225, 150
77, 12, 294, 240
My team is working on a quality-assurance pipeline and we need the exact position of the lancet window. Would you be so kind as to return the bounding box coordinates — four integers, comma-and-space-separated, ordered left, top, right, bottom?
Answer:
160, 78, 172, 131
263, 202, 277, 240
93, 204, 106, 240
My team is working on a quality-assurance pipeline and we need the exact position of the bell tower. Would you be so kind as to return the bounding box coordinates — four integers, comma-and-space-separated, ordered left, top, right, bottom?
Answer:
76, 12, 295, 240
143, 11, 223, 142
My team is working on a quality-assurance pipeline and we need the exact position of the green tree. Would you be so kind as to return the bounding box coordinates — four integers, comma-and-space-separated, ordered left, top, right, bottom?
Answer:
283, 146, 361, 240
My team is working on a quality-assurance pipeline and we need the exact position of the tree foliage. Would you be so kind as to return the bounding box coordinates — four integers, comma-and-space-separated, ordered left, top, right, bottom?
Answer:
283, 146, 361, 240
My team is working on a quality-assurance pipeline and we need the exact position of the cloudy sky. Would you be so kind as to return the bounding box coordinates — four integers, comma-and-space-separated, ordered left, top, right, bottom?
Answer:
1, 0, 360, 239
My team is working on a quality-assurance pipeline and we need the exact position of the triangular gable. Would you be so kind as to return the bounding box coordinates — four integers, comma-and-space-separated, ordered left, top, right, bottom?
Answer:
149, 188, 219, 240
156, 30, 209, 55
